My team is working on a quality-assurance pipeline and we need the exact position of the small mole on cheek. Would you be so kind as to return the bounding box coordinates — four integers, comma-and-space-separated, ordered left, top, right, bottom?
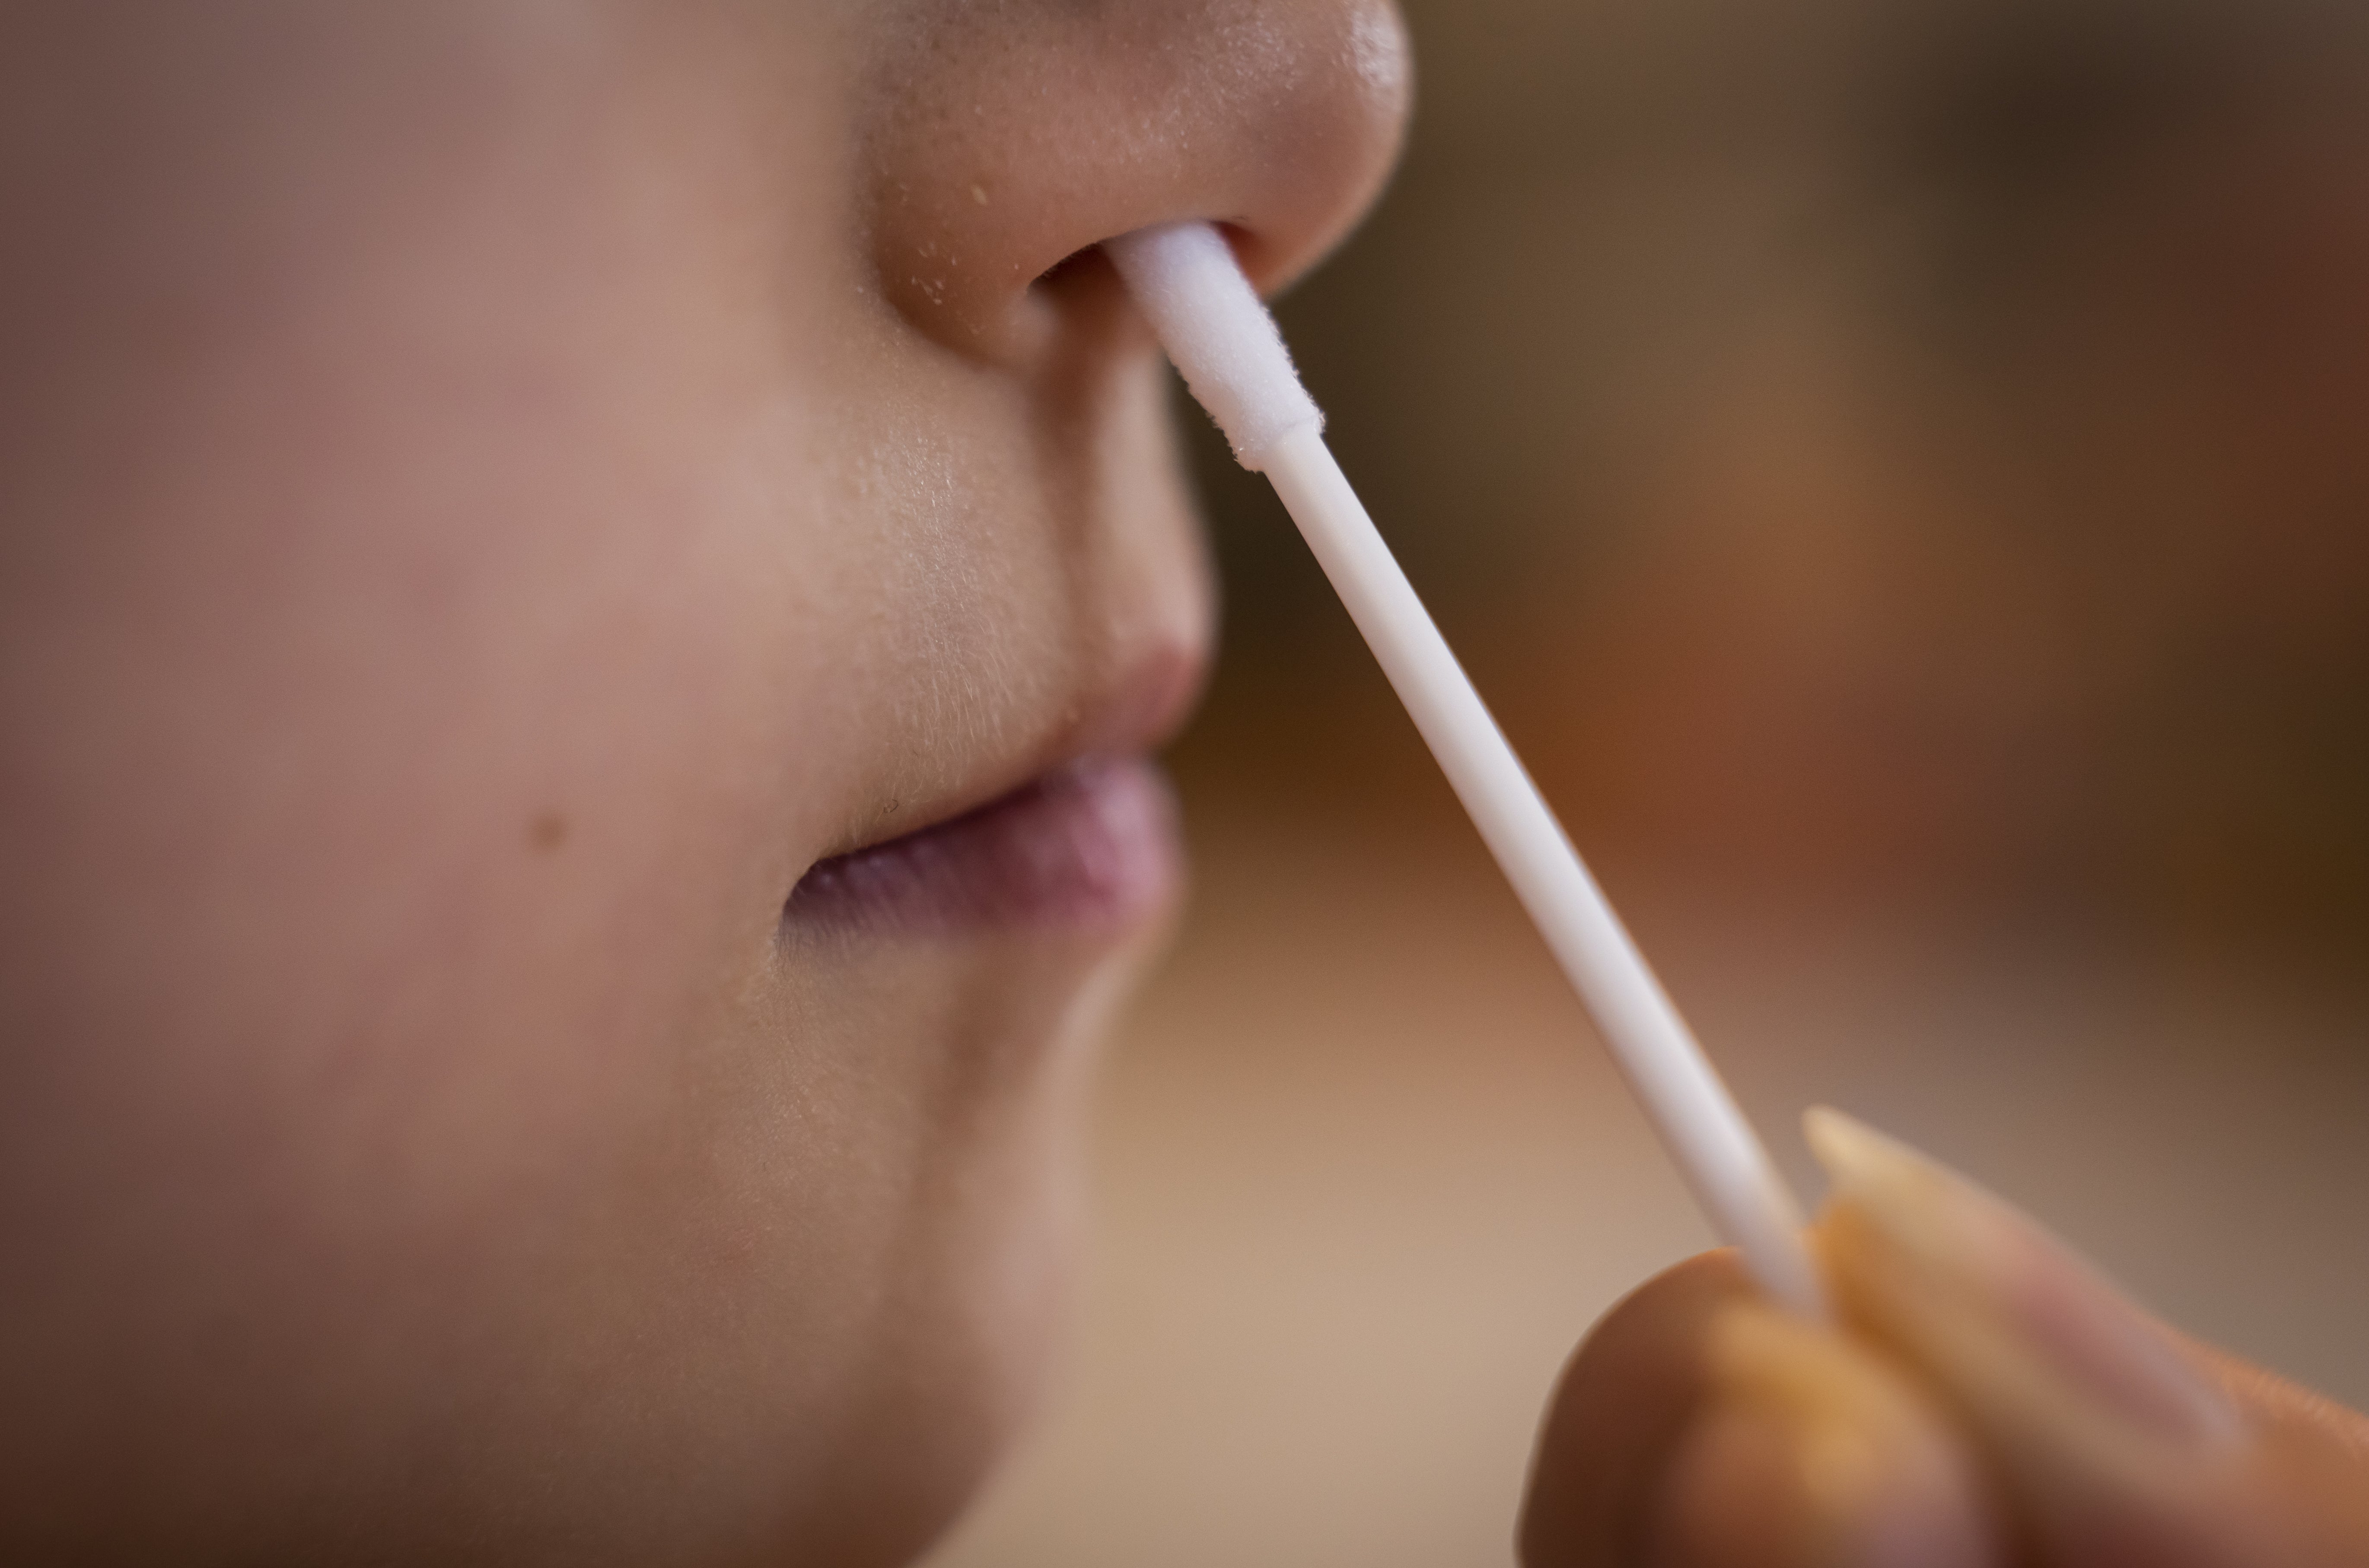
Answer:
529, 811, 569, 852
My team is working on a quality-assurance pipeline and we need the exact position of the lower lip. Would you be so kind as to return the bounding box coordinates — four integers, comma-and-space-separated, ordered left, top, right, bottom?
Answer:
783, 757, 1181, 935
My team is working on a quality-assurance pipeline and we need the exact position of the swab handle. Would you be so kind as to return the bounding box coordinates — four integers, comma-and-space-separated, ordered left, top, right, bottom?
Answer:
1261, 429, 1827, 1320
1105, 219, 1826, 1318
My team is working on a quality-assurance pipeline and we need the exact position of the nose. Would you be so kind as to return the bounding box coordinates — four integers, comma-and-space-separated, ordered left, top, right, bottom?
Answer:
861, 0, 1411, 363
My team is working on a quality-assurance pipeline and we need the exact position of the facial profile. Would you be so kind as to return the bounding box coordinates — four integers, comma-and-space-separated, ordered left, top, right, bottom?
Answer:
0, 1, 1409, 1563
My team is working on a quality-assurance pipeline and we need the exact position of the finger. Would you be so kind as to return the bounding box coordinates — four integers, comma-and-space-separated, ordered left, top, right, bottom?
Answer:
1519, 1250, 1757, 1568
1648, 1304, 2000, 1568
1519, 1255, 2000, 1568
1809, 1107, 2369, 1568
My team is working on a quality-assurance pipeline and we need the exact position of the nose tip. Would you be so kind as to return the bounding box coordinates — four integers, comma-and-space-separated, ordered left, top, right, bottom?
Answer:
863, 0, 1411, 362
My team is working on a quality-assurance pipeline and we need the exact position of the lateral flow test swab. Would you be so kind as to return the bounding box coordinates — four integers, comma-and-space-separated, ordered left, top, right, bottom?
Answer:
1106, 220, 1826, 1320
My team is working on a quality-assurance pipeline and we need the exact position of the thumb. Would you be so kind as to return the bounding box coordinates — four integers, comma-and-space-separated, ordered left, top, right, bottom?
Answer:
1808, 1109, 2369, 1568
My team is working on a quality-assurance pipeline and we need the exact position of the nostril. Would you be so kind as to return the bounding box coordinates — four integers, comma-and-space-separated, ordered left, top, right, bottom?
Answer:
1020, 245, 1143, 358
1030, 246, 1105, 297
1036, 223, 1258, 300
1027, 226, 1293, 368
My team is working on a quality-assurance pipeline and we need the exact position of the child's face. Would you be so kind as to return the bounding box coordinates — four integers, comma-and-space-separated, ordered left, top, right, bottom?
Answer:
0, 2, 1406, 1561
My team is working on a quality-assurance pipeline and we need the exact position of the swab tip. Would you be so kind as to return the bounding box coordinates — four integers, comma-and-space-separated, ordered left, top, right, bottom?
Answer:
1105, 221, 1323, 470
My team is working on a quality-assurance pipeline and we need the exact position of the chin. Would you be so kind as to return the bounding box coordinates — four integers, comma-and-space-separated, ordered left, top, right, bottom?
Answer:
749, 883, 1182, 1568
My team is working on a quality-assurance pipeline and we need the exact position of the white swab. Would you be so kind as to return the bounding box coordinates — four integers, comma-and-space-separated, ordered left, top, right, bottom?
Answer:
1108, 221, 1826, 1320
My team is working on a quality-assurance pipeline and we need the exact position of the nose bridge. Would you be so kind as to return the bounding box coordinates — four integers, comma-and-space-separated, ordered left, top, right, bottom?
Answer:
863, 0, 1409, 362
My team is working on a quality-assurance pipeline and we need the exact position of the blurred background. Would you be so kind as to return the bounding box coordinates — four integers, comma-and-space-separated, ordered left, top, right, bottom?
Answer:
934, 0, 2369, 1562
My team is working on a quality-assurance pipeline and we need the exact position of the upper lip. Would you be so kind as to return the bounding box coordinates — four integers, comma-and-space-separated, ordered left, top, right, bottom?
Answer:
817, 638, 1207, 864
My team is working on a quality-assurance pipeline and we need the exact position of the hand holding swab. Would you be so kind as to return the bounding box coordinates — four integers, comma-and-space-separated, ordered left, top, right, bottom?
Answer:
1106, 221, 1825, 1320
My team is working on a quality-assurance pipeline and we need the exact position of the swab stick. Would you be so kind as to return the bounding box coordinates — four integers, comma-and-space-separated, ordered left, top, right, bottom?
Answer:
1107, 221, 1825, 1319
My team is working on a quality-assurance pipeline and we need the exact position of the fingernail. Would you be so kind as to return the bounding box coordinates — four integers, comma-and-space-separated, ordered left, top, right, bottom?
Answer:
1805, 1107, 2238, 1452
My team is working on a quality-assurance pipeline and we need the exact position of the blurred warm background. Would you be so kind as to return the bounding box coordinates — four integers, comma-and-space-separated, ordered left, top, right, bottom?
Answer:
933, 0, 2369, 1562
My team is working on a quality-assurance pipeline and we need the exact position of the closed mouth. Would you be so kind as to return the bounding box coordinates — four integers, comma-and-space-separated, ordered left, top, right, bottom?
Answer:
782, 755, 1181, 936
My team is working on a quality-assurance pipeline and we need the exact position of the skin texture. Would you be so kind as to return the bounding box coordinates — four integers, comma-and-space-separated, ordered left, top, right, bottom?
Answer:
0, 2, 1407, 1563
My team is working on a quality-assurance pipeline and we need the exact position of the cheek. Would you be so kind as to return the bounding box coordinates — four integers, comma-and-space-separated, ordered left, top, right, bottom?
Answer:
0, 41, 885, 1535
